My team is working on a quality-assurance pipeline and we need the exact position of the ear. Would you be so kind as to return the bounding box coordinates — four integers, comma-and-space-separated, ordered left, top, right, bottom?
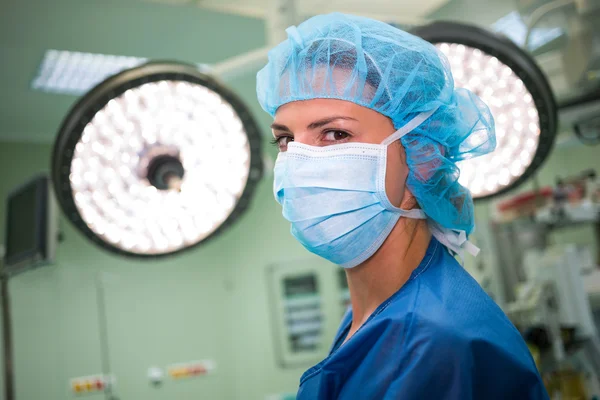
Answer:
394, 141, 419, 210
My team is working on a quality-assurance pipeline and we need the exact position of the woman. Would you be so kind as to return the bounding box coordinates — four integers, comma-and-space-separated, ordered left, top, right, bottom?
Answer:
257, 13, 548, 399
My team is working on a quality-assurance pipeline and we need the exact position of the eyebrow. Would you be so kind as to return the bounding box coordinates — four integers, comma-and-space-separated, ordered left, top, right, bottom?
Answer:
270, 122, 290, 132
270, 116, 358, 132
307, 116, 357, 130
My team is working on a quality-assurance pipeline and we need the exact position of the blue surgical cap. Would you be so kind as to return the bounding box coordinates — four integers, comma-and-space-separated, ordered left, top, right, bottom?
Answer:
256, 12, 496, 234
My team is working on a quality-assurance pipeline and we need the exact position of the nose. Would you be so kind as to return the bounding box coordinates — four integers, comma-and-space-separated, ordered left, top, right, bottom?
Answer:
292, 130, 318, 146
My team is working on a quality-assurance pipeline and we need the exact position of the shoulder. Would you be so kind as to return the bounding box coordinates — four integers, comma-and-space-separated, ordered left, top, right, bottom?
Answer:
381, 244, 507, 334
399, 314, 545, 394
408, 244, 514, 335
376, 244, 539, 374
397, 293, 544, 394
342, 312, 547, 399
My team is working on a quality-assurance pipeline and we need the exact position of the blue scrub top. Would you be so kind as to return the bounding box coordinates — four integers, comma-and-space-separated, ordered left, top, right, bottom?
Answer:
297, 238, 549, 399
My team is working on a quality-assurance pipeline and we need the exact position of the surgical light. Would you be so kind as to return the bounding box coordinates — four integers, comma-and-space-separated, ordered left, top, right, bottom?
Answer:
413, 22, 558, 200
52, 62, 263, 257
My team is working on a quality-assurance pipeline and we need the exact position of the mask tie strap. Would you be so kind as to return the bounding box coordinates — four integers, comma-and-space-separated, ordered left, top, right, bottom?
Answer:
428, 222, 480, 265
381, 106, 439, 146
377, 106, 439, 213
400, 208, 427, 219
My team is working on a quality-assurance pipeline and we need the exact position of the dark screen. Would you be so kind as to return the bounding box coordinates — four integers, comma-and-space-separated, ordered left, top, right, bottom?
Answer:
5, 178, 45, 265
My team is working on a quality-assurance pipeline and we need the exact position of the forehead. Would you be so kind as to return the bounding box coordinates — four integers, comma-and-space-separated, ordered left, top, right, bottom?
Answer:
274, 98, 381, 123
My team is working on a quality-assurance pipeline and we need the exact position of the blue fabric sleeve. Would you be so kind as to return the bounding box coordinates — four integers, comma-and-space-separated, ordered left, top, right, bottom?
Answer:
373, 318, 548, 400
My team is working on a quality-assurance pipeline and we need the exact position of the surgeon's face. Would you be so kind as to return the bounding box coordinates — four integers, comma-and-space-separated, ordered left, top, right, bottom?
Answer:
271, 98, 415, 209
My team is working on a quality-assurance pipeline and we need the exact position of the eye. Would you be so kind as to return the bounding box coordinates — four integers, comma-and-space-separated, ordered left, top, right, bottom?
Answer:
270, 136, 293, 152
323, 130, 350, 142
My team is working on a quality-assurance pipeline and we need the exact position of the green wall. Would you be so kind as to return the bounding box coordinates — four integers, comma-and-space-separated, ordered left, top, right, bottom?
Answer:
428, 0, 516, 25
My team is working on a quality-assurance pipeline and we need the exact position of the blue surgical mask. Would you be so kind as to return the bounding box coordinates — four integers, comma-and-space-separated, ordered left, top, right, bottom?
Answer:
273, 109, 478, 268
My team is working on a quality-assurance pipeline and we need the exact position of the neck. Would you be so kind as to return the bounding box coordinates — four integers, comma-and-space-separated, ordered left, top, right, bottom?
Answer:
344, 218, 431, 339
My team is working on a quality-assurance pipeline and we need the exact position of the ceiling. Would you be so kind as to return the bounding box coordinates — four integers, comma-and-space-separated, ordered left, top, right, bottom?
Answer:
0, 0, 266, 143
0, 0, 596, 144
196, 0, 447, 24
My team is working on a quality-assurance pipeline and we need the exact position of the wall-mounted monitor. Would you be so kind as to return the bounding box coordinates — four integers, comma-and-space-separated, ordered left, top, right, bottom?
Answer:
3, 175, 58, 276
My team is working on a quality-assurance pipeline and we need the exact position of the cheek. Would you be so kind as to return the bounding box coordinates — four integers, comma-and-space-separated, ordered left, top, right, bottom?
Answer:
384, 142, 409, 207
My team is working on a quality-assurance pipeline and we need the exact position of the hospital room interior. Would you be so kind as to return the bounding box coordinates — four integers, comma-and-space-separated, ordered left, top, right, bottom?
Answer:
2, 0, 600, 398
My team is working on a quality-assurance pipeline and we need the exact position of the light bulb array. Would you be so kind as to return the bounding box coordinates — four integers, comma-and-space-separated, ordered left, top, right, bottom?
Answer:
436, 43, 541, 197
